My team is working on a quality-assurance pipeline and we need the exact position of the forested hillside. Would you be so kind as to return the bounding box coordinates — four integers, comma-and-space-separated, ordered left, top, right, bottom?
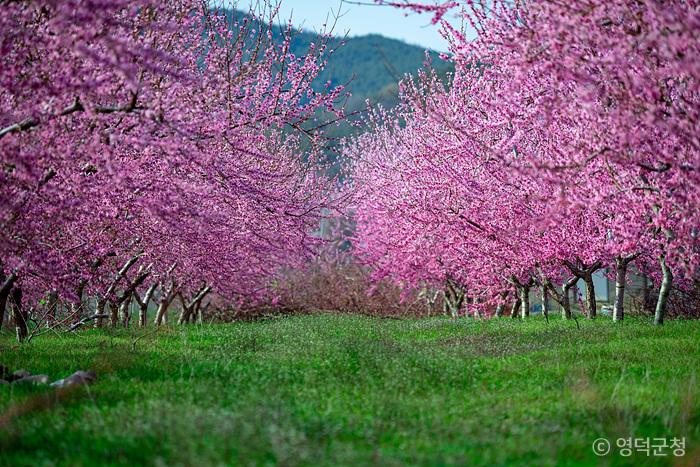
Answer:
224, 8, 451, 111
291, 33, 446, 110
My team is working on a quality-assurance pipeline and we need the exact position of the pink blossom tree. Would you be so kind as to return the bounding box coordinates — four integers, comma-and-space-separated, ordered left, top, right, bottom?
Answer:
347, 65, 614, 319
1, 1, 346, 339
351, 0, 699, 324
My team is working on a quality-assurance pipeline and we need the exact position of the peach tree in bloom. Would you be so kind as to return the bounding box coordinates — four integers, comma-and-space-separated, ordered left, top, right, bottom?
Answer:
0, 1, 346, 339
351, 0, 700, 323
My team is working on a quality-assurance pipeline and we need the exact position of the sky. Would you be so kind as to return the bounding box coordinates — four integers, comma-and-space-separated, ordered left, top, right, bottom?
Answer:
236, 0, 459, 51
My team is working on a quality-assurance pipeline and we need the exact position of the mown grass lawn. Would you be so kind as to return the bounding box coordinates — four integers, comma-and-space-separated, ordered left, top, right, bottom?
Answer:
0, 314, 698, 466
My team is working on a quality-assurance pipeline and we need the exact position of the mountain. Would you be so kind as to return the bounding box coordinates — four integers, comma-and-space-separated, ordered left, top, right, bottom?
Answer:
289, 32, 448, 110
290, 25, 453, 173
221, 8, 451, 111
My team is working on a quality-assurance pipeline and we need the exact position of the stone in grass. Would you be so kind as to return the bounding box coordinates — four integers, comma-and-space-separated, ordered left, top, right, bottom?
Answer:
9, 369, 31, 382
14, 374, 50, 385
50, 370, 96, 388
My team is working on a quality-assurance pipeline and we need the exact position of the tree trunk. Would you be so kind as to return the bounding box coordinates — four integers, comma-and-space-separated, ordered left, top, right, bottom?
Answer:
520, 284, 530, 319
96, 253, 144, 328
0, 285, 10, 332
455, 290, 464, 317
442, 286, 450, 316
654, 254, 673, 325
198, 302, 210, 324
613, 257, 627, 322
177, 304, 191, 325
542, 275, 578, 321
613, 253, 640, 322
195, 302, 203, 324
613, 258, 627, 322
472, 298, 483, 319
560, 287, 571, 320
71, 281, 85, 318
510, 297, 521, 318
495, 291, 508, 317
11, 287, 28, 342
541, 285, 549, 322
583, 275, 597, 318
191, 301, 201, 324
564, 260, 602, 319
46, 290, 58, 328
139, 302, 148, 327
561, 278, 576, 320
542, 276, 577, 320
443, 279, 465, 318
119, 295, 132, 327
0, 290, 7, 330
136, 283, 157, 327
155, 297, 170, 326
109, 301, 119, 327
94, 297, 107, 328
0, 271, 16, 331
495, 303, 504, 317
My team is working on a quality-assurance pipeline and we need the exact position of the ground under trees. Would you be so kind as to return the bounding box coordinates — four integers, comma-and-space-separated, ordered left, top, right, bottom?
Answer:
1, 315, 698, 465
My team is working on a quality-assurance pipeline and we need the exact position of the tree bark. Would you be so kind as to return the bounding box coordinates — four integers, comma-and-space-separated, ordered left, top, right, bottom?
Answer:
154, 265, 178, 326
495, 291, 508, 317
94, 297, 107, 328
155, 297, 170, 326
520, 283, 530, 319
197, 301, 210, 324
561, 277, 577, 320
46, 290, 58, 328
110, 265, 150, 328
654, 254, 673, 325
583, 275, 596, 319
177, 285, 211, 325
510, 297, 521, 318
564, 259, 602, 318
11, 287, 28, 342
139, 301, 148, 326
443, 278, 465, 317
135, 283, 157, 327
0, 271, 17, 331
177, 295, 191, 325
119, 295, 132, 327
191, 301, 201, 324
0, 290, 6, 330
95, 253, 143, 328
542, 276, 577, 320
71, 280, 86, 317
541, 285, 549, 322
71, 251, 114, 319
109, 301, 120, 327
613, 257, 627, 322
613, 253, 640, 322
560, 287, 571, 320
494, 303, 504, 317
511, 276, 533, 319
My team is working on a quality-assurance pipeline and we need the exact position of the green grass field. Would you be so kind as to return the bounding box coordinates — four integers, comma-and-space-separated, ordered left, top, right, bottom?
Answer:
0, 314, 698, 466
